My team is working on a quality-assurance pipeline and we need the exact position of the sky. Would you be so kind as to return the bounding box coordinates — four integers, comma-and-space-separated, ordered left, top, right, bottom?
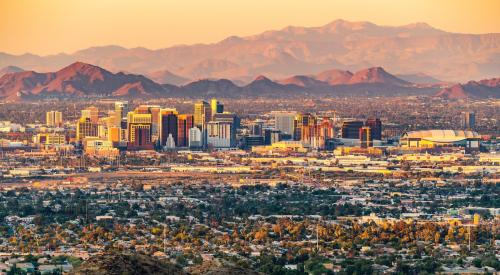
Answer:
1, 0, 499, 56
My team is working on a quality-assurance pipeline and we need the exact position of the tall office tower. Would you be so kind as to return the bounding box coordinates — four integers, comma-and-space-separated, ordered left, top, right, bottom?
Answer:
365, 118, 382, 140
159, 108, 179, 147
214, 112, 239, 146
210, 98, 224, 118
76, 117, 99, 140
274, 112, 296, 136
127, 111, 153, 149
188, 127, 202, 148
264, 129, 281, 145
341, 121, 364, 139
46, 111, 62, 127
114, 101, 129, 126
81, 106, 99, 123
296, 113, 317, 144
177, 114, 194, 147
148, 106, 161, 141
462, 112, 475, 130
251, 119, 264, 136
194, 101, 212, 129
207, 121, 234, 148
359, 126, 373, 148
317, 117, 335, 149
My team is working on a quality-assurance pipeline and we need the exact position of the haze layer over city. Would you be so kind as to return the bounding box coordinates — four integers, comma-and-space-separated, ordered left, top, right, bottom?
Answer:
0, 1, 499, 274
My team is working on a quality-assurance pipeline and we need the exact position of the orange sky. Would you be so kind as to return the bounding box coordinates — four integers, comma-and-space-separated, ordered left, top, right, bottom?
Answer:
1, 0, 499, 55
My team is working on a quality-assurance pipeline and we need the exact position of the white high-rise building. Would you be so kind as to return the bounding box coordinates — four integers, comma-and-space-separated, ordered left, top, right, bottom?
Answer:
165, 133, 176, 149
274, 111, 296, 136
188, 127, 202, 148
207, 121, 234, 148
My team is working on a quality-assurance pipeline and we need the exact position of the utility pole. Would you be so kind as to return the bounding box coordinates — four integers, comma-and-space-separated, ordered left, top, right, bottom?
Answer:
85, 199, 88, 224
468, 225, 471, 252
163, 225, 167, 253
316, 223, 319, 252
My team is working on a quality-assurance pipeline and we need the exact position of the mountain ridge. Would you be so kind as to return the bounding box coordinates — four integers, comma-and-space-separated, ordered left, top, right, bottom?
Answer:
6, 61, 497, 101
1, 19, 498, 82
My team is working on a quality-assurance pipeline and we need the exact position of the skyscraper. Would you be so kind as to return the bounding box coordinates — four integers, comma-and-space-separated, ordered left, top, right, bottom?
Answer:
251, 119, 264, 136
46, 111, 62, 127
264, 129, 281, 145
159, 108, 178, 147
207, 121, 234, 148
210, 98, 224, 118
177, 114, 194, 147
296, 113, 317, 144
462, 112, 475, 130
114, 101, 129, 126
359, 126, 373, 148
127, 111, 153, 149
81, 106, 99, 123
365, 118, 382, 140
274, 112, 296, 136
341, 121, 364, 139
76, 117, 99, 141
317, 117, 335, 149
188, 127, 202, 148
194, 101, 211, 129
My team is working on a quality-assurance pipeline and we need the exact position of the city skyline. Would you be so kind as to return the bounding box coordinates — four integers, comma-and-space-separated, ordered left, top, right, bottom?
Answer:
0, 1, 498, 274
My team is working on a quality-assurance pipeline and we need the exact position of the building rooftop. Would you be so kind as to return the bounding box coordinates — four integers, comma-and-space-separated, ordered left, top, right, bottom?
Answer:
402, 130, 480, 142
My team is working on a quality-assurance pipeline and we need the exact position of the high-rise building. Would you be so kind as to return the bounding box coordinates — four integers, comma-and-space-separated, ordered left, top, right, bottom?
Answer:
114, 101, 129, 126
207, 121, 234, 148
127, 111, 153, 149
210, 98, 224, 118
165, 134, 176, 149
264, 129, 281, 145
177, 114, 194, 147
214, 112, 240, 129
76, 117, 99, 141
81, 106, 99, 123
462, 112, 475, 130
188, 127, 202, 148
296, 113, 317, 144
317, 117, 335, 149
148, 105, 161, 141
159, 108, 178, 147
46, 111, 63, 127
194, 101, 211, 129
365, 118, 382, 140
274, 112, 296, 136
341, 121, 364, 139
251, 119, 264, 136
359, 126, 373, 148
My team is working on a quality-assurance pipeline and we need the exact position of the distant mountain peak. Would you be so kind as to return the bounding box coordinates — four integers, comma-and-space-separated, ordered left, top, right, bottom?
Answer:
254, 75, 271, 82
0, 65, 24, 77
435, 77, 500, 99
348, 67, 409, 85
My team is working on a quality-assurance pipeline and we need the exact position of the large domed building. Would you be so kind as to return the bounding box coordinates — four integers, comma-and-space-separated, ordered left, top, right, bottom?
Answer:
400, 130, 481, 148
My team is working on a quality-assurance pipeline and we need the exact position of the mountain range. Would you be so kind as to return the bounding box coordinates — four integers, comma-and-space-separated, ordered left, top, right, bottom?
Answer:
0, 62, 497, 101
434, 78, 500, 99
1, 19, 499, 83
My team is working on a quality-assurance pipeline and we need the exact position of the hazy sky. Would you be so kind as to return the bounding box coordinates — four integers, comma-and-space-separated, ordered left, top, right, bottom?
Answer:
1, 0, 499, 55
